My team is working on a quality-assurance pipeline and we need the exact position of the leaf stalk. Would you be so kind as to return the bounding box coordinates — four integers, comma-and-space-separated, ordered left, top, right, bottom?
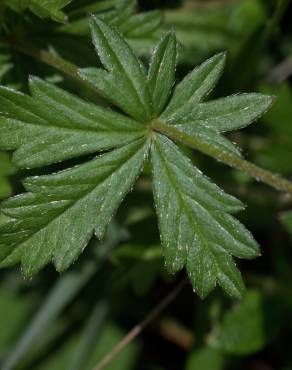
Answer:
153, 121, 292, 196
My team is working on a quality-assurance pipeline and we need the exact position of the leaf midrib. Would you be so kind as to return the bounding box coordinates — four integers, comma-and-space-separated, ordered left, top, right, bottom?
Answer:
154, 136, 251, 259
2, 116, 145, 136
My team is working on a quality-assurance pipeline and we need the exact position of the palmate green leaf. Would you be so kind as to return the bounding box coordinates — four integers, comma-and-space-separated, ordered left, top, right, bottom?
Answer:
5, 0, 71, 23
0, 18, 273, 298
0, 139, 149, 275
0, 78, 145, 169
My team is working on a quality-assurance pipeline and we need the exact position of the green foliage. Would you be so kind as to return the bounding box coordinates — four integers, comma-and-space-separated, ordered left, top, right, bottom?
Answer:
0, 140, 149, 275
256, 83, 292, 174
0, 16, 272, 299
210, 290, 285, 355
0, 78, 146, 168
5, 0, 72, 22
110, 244, 162, 295
164, 0, 266, 64
151, 134, 258, 298
80, 18, 153, 122
35, 323, 138, 370
60, 0, 163, 53
185, 347, 225, 370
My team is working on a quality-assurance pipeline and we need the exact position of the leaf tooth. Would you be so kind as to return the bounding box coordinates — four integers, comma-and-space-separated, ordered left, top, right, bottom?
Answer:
0, 140, 150, 276
82, 16, 152, 122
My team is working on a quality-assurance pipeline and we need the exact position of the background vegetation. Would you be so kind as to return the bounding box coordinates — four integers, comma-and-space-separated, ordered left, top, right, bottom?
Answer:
0, 0, 292, 369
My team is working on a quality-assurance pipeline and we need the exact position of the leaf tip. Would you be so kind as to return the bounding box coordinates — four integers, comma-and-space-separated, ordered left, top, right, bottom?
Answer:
214, 50, 227, 65
271, 95, 277, 103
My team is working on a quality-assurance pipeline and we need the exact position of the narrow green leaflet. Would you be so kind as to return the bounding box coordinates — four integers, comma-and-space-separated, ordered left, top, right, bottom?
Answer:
5, 0, 71, 23
180, 94, 274, 132
79, 16, 152, 123
160, 53, 273, 156
0, 78, 145, 169
0, 18, 273, 298
147, 32, 177, 116
151, 134, 259, 298
0, 139, 149, 276
169, 94, 273, 154
161, 53, 226, 121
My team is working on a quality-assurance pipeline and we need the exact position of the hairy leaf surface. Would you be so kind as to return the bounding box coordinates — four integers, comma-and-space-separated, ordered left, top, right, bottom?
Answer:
0, 78, 145, 168
151, 134, 259, 298
161, 53, 226, 121
147, 32, 177, 116
160, 54, 273, 156
0, 139, 149, 275
0, 17, 273, 298
79, 16, 152, 123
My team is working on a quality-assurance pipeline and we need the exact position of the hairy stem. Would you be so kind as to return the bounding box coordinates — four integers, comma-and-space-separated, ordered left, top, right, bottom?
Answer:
92, 278, 187, 370
153, 121, 292, 196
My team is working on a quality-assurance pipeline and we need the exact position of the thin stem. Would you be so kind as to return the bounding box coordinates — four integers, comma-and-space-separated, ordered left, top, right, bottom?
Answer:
7, 37, 82, 81
153, 121, 292, 196
92, 278, 187, 370
2, 36, 106, 104
263, 0, 291, 43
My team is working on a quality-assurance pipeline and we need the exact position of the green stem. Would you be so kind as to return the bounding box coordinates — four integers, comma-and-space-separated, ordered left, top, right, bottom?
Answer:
3, 36, 106, 104
8, 37, 82, 80
92, 278, 187, 370
153, 121, 292, 196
